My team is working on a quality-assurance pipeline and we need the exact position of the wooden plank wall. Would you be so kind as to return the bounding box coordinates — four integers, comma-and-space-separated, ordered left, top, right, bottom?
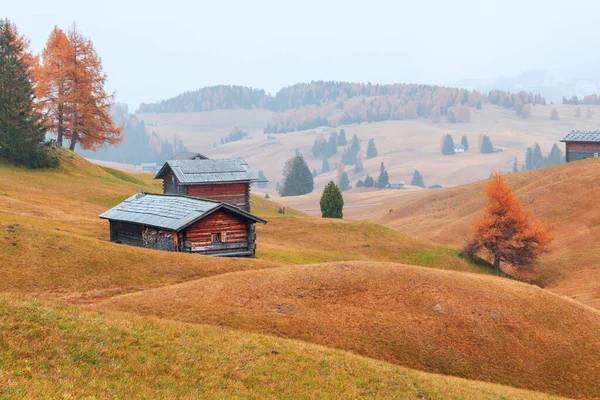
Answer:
187, 183, 249, 211
185, 211, 249, 252
566, 142, 600, 162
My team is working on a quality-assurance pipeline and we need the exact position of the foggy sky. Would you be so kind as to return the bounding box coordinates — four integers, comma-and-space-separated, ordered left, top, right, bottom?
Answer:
6, 0, 600, 109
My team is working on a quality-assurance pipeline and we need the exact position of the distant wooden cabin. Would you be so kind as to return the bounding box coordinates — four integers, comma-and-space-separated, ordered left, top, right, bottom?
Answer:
453, 144, 465, 153
140, 163, 158, 173
428, 184, 444, 189
560, 131, 600, 162
387, 181, 405, 189
155, 158, 258, 212
100, 193, 266, 257
170, 151, 208, 161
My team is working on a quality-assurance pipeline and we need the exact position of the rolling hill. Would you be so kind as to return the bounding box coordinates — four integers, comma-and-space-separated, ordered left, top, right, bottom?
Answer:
0, 296, 565, 399
94, 262, 600, 399
2, 151, 599, 398
0, 150, 478, 302
338, 157, 600, 310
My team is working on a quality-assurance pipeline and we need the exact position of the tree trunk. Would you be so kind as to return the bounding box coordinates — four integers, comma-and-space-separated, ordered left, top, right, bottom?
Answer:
493, 254, 501, 275
57, 106, 63, 147
69, 131, 78, 151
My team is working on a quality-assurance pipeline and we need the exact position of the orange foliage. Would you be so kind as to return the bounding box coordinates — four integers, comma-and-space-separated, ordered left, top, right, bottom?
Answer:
466, 173, 553, 274
34, 27, 72, 146
35, 24, 122, 151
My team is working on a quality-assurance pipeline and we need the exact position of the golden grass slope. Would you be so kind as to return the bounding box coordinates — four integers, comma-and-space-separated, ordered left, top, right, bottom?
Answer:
348, 158, 600, 309
95, 262, 600, 400
0, 150, 481, 302
0, 296, 566, 399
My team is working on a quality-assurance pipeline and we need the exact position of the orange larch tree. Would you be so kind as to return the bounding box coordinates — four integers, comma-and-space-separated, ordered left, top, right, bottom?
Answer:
465, 173, 553, 274
65, 24, 122, 151
35, 26, 73, 147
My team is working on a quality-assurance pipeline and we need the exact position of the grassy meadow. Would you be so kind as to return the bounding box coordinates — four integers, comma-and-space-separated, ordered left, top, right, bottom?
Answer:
1, 151, 599, 398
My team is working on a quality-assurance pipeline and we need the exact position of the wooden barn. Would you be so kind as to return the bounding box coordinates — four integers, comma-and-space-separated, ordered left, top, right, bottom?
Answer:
155, 158, 258, 212
560, 131, 600, 162
100, 193, 266, 257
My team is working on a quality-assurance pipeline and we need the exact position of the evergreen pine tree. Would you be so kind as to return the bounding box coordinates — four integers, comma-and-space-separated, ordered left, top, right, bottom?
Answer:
461, 135, 469, 151
356, 179, 364, 188
547, 143, 563, 166
0, 20, 54, 168
512, 157, 518, 173
338, 128, 347, 146
376, 162, 389, 188
338, 172, 351, 192
480, 135, 494, 154
441, 134, 455, 155
341, 146, 357, 165
257, 170, 268, 188
322, 158, 330, 173
326, 133, 338, 157
350, 134, 360, 153
320, 181, 344, 219
354, 155, 363, 173
312, 168, 318, 178
447, 110, 456, 123
411, 170, 425, 188
265, 193, 270, 199
364, 175, 375, 187
366, 138, 378, 158
280, 154, 314, 196
476, 100, 482, 110
525, 147, 534, 170
532, 143, 543, 168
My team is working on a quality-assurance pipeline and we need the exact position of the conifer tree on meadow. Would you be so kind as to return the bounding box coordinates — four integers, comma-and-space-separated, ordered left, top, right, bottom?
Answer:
411, 170, 425, 188
279, 154, 314, 196
320, 181, 344, 219
366, 138, 378, 158
338, 171, 351, 192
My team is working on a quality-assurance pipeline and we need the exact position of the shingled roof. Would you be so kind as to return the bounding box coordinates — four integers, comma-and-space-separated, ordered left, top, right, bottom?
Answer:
170, 151, 208, 160
155, 158, 258, 184
99, 193, 265, 231
560, 131, 600, 143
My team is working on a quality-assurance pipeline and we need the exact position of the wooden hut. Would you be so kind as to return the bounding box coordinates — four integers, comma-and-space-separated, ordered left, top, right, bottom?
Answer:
560, 131, 600, 162
100, 193, 266, 257
387, 181, 405, 189
155, 158, 257, 212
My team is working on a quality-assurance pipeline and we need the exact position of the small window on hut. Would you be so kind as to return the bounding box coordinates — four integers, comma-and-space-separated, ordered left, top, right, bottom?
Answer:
211, 233, 222, 243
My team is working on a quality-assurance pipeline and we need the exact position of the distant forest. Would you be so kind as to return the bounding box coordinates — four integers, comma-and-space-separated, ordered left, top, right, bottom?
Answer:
77, 104, 185, 165
136, 81, 546, 134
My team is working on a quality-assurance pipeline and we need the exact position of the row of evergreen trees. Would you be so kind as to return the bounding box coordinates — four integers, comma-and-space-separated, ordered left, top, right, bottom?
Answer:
441, 134, 470, 155
355, 162, 389, 189
441, 134, 495, 155
512, 143, 564, 172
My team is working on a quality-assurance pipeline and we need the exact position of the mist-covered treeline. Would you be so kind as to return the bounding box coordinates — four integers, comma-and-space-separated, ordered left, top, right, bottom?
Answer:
137, 85, 272, 113
77, 104, 185, 165
136, 81, 544, 134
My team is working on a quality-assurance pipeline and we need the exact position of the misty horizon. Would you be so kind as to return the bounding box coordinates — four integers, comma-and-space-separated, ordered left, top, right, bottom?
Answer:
7, 0, 600, 108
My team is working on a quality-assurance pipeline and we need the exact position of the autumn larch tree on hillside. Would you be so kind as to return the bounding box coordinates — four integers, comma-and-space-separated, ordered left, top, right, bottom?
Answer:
65, 24, 122, 150
37, 24, 122, 151
465, 173, 553, 275
35, 27, 72, 147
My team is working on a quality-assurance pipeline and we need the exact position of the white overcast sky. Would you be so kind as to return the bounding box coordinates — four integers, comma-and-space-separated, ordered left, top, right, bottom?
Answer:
5, 0, 600, 108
